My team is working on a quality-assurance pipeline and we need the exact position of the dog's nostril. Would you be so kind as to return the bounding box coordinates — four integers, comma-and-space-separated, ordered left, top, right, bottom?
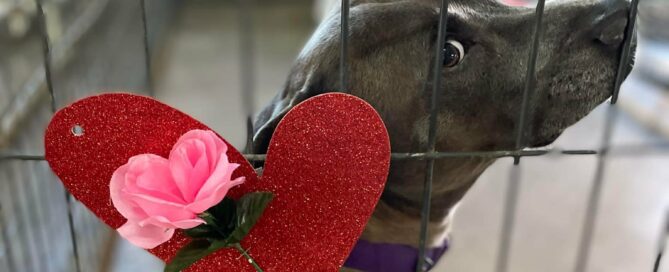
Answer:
591, 0, 630, 47
595, 15, 628, 46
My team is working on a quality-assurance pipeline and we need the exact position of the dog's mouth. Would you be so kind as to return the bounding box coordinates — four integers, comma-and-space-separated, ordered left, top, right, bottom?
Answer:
528, 132, 562, 148
523, 38, 637, 149
525, 83, 610, 148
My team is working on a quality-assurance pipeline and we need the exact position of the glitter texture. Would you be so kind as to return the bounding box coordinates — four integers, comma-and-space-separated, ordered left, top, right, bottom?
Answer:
44, 93, 390, 271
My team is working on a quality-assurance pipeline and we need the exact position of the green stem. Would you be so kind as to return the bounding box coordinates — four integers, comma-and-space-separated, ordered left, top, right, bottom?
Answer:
232, 243, 263, 272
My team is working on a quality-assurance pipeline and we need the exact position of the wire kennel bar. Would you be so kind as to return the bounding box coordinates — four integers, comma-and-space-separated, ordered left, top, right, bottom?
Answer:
0, 0, 661, 272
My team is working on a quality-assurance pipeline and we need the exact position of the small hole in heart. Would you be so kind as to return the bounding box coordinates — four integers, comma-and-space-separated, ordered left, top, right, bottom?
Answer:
71, 125, 84, 137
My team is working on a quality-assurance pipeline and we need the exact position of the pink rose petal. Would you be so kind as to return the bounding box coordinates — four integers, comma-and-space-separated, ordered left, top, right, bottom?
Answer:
118, 221, 175, 249
110, 129, 244, 249
140, 216, 205, 229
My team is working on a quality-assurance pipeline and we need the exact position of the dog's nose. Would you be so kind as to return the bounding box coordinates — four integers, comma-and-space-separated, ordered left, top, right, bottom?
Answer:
592, 1, 630, 46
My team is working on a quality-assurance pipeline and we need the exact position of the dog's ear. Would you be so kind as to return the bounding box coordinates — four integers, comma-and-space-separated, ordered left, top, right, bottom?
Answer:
251, 70, 324, 156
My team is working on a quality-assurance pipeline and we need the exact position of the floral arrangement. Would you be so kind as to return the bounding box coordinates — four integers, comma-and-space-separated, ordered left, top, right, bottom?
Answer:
45, 93, 391, 271
109, 129, 272, 272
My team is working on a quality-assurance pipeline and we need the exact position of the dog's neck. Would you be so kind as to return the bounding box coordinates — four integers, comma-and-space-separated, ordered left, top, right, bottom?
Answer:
361, 200, 454, 248
361, 156, 494, 247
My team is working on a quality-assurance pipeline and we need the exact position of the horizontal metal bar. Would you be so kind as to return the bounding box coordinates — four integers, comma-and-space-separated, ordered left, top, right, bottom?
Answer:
243, 154, 267, 161
0, 155, 47, 161
5, 143, 669, 163
0, 149, 593, 162
391, 149, 593, 159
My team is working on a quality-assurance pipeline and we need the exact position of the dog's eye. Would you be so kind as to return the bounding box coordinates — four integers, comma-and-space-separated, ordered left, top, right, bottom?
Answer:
443, 39, 465, 67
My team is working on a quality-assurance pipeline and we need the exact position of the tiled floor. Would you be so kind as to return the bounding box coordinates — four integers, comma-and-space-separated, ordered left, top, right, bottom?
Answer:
111, 1, 669, 271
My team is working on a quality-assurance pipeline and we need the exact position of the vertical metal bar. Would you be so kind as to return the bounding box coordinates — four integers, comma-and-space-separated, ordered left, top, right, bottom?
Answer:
574, 1, 639, 269
140, 0, 154, 96
36, 0, 56, 113
573, 106, 618, 272
610, 0, 639, 104
340, 0, 350, 92
495, 164, 522, 272
35, 1, 81, 271
33, 3, 55, 271
18, 171, 46, 272
100, 231, 118, 272
37, 159, 61, 271
655, 247, 665, 272
513, 0, 546, 164
416, 0, 449, 271
0, 183, 17, 272
80, 207, 97, 271
89, 208, 104, 271
25, 160, 53, 272
0, 219, 15, 272
239, 0, 256, 153
652, 210, 667, 272
496, 1, 545, 271
4, 163, 37, 272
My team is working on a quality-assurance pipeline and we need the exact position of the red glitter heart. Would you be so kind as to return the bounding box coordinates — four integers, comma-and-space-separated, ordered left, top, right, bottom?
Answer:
45, 93, 390, 271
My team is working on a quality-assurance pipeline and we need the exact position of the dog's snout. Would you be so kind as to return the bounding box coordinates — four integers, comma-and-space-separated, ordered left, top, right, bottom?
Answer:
594, 12, 628, 46
592, 1, 630, 46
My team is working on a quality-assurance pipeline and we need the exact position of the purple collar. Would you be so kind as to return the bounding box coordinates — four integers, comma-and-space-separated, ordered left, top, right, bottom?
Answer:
344, 239, 449, 272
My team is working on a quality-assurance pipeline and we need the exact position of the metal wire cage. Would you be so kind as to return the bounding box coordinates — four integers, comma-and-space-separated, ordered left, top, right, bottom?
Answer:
0, 0, 666, 272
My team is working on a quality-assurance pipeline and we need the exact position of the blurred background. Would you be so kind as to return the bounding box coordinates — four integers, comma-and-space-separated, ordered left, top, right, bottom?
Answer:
0, 0, 667, 271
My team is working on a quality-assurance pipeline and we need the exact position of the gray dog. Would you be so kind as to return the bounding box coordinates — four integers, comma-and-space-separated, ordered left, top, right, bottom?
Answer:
252, 0, 635, 271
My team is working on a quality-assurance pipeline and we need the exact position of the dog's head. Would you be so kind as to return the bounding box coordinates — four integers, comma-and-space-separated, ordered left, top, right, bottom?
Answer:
253, 0, 635, 154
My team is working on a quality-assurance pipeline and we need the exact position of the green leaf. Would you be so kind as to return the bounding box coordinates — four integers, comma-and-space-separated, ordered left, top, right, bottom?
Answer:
207, 197, 237, 234
225, 192, 274, 244
164, 239, 227, 272
183, 225, 217, 239
198, 212, 219, 227
166, 193, 273, 271
184, 198, 237, 240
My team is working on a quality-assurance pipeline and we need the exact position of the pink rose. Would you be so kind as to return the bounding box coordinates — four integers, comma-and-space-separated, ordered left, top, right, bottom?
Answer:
110, 130, 245, 249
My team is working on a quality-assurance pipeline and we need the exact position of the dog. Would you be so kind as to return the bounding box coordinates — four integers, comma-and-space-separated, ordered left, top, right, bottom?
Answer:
252, 0, 635, 271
